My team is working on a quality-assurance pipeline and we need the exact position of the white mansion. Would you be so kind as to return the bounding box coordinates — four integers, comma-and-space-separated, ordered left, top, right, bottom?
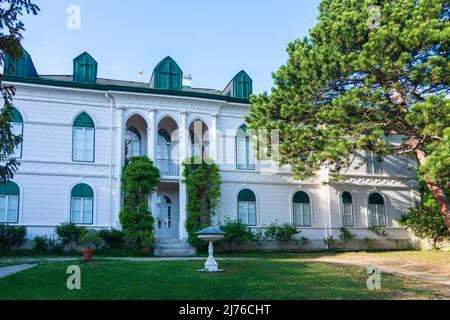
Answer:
1, 49, 419, 253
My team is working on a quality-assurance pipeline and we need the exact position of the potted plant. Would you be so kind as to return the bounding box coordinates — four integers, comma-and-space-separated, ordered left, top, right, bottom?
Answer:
140, 230, 154, 255
79, 230, 104, 261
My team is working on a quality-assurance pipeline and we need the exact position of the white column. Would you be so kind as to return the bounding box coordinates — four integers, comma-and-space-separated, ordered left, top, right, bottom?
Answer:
148, 109, 158, 221
210, 113, 219, 163
148, 109, 157, 161
115, 106, 125, 229
179, 111, 189, 240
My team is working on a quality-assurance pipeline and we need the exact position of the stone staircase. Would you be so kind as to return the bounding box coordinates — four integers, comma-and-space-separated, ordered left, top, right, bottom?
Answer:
153, 238, 197, 257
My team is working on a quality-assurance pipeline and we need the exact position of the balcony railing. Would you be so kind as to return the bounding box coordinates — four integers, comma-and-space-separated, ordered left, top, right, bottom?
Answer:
157, 159, 180, 176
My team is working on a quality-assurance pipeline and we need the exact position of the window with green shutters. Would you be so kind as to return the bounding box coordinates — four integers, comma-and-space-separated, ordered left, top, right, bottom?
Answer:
72, 112, 95, 162
70, 183, 94, 225
368, 193, 386, 227
341, 191, 354, 227
10, 107, 24, 159
237, 189, 257, 226
293, 191, 311, 227
233, 71, 252, 99
0, 182, 20, 224
236, 125, 255, 170
152, 57, 182, 91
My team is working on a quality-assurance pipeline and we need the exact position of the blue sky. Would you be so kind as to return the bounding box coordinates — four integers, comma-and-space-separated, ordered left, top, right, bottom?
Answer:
20, 0, 321, 94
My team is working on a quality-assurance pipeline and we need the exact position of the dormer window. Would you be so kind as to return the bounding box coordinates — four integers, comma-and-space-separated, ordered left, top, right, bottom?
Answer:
4, 48, 38, 78
150, 56, 183, 91
73, 52, 98, 84
223, 70, 253, 99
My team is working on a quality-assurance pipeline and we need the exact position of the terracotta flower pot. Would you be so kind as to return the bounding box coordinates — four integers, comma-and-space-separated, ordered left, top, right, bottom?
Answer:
142, 247, 151, 254
82, 248, 94, 261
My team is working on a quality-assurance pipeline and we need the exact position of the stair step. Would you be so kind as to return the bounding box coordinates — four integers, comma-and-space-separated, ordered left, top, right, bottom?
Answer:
154, 238, 197, 257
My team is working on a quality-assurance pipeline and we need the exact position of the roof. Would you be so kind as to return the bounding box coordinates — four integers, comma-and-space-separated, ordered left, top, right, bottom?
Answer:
5, 75, 249, 104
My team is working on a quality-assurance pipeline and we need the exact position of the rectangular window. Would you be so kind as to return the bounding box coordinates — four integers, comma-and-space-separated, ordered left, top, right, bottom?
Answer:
10, 122, 23, 158
238, 201, 256, 226
0, 195, 19, 223
236, 137, 255, 170
73, 127, 94, 162
71, 197, 93, 224
342, 203, 354, 227
294, 203, 311, 227
369, 204, 386, 227
366, 151, 382, 174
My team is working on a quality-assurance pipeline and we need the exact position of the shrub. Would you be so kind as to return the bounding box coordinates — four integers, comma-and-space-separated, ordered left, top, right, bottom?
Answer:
56, 223, 85, 249
368, 226, 390, 239
323, 235, 337, 248
119, 156, 159, 249
264, 222, 300, 241
339, 227, 356, 242
98, 229, 125, 249
219, 219, 255, 251
79, 230, 104, 249
33, 235, 48, 253
0, 224, 27, 251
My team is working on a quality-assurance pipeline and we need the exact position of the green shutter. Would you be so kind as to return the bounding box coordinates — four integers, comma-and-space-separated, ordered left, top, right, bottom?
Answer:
73, 52, 98, 84
238, 189, 256, 202
11, 107, 23, 123
0, 182, 20, 196
341, 192, 352, 204
152, 57, 183, 91
369, 193, 384, 205
71, 184, 93, 198
293, 191, 310, 204
232, 71, 253, 99
74, 112, 94, 128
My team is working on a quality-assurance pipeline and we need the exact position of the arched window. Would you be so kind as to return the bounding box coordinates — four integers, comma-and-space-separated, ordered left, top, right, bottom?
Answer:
341, 192, 354, 227
236, 125, 255, 170
125, 128, 142, 159
72, 112, 95, 162
368, 193, 386, 227
10, 107, 23, 159
237, 189, 257, 226
0, 181, 20, 223
157, 128, 172, 160
293, 191, 311, 227
151, 57, 182, 91
70, 183, 94, 225
73, 52, 98, 84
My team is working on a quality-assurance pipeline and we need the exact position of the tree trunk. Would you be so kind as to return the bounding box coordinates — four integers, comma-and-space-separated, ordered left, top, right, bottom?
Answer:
414, 147, 450, 232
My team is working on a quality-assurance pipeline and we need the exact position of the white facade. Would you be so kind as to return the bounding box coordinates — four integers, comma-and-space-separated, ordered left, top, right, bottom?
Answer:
2, 75, 418, 249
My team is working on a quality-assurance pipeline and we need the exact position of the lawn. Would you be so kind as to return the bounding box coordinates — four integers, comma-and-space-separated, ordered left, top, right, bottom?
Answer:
0, 258, 441, 300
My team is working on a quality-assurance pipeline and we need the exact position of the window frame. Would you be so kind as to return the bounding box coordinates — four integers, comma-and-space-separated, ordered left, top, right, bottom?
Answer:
366, 151, 382, 175
0, 195, 20, 224
236, 125, 255, 171
237, 189, 257, 226
70, 196, 94, 225
368, 193, 387, 228
340, 191, 355, 228
292, 191, 312, 228
125, 127, 142, 159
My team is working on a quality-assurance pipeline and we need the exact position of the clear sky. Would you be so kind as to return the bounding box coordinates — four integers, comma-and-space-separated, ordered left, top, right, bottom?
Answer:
20, 0, 321, 94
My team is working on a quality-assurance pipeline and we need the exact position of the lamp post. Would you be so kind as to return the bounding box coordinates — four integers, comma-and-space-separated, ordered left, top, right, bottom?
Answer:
194, 227, 225, 272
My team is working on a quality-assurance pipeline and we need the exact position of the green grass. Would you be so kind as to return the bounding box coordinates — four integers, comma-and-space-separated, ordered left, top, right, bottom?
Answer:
0, 259, 439, 300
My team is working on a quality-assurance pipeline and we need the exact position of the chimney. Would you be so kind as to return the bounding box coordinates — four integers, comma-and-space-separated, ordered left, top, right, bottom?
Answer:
182, 73, 192, 88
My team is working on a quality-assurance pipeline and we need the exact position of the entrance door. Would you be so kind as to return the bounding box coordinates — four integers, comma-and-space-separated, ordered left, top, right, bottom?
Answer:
156, 195, 178, 239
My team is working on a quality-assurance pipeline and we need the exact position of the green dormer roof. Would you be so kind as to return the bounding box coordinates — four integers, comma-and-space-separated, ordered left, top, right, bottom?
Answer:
150, 56, 183, 91
73, 52, 98, 84
4, 48, 38, 78
223, 70, 252, 99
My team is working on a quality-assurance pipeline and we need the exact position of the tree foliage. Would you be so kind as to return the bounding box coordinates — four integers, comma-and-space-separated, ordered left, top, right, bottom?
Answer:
119, 156, 160, 249
247, 0, 450, 229
400, 176, 450, 247
0, 0, 39, 184
182, 157, 222, 249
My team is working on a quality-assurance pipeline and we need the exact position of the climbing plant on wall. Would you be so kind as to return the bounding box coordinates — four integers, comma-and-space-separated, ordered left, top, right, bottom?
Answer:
182, 157, 222, 249
119, 156, 160, 249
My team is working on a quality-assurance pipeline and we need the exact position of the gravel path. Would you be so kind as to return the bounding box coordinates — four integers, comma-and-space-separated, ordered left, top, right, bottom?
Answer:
0, 264, 37, 279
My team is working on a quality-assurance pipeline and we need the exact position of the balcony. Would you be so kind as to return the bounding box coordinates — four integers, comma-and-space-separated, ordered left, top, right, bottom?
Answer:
157, 159, 180, 177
